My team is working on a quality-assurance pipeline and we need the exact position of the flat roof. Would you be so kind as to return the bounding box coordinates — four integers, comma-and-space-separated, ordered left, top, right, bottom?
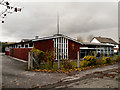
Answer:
7, 34, 84, 46
6, 34, 114, 47
83, 42, 114, 47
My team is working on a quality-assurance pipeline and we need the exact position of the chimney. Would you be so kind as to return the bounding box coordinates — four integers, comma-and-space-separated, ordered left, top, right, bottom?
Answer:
35, 36, 39, 39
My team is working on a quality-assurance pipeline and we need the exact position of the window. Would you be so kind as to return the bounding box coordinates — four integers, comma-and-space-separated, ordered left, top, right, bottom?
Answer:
21, 43, 24, 47
16, 45, 17, 48
54, 37, 68, 60
25, 44, 28, 48
29, 42, 33, 47
80, 50, 85, 58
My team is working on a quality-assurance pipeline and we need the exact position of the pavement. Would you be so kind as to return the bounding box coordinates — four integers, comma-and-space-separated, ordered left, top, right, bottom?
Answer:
43, 63, 120, 89
1, 53, 120, 89
2, 53, 67, 88
0, 53, 2, 90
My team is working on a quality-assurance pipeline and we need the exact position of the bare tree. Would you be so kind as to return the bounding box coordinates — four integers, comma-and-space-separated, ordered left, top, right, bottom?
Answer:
87, 34, 94, 42
77, 36, 83, 42
0, 0, 23, 23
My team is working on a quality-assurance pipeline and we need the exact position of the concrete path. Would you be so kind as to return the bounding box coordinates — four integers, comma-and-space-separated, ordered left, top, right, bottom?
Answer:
2, 53, 120, 89
0, 53, 2, 89
43, 64, 119, 89
2, 54, 67, 88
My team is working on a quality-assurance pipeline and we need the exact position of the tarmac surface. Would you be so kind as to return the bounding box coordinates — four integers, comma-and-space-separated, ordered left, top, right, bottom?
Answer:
1, 53, 120, 89
43, 66, 119, 89
42, 64, 119, 89
2, 54, 67, 88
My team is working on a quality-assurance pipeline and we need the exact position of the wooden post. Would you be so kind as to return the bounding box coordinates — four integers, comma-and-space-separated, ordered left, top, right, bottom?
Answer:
58, 59, 60, 69
28, 52, 30, 69
31, 52, 33, 69
77, 51, 79, 68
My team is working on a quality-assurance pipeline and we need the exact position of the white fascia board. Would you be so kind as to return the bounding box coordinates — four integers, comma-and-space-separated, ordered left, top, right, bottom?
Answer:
32, 37, 54, 41
56, 34, 83, 44
80, 47, 88, 49
103, 43, 115, 47
85, 43, 114, 47
65, 36, 83, 45
32, 34, 83, 45
80, 47, 104, 50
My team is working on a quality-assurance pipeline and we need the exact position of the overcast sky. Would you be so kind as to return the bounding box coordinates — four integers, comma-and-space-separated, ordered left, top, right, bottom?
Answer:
0, 1, 119, 42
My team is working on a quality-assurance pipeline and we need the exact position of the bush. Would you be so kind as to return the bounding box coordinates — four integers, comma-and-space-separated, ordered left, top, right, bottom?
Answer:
80, 60, 89, 67
30, 48, 44, 64
105, 57, 111, 63
43, 50, 55, 69
30, 49, 55, 69
83, 55, 96, 66
62, 59, 73, 69
112, 55, 120, 63
96, 58, 103, 65
102, 57, 111, 64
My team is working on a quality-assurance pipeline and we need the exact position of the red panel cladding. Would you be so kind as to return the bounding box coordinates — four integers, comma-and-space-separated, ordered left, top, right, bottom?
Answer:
34, 39, 54, 52
10, 48, 32, 61
5, 51, 9, 55
68, 40, 85, 60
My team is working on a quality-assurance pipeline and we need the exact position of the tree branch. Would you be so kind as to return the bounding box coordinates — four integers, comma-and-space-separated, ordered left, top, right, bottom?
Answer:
0, 9, 7, 16
0, 0, 4, 4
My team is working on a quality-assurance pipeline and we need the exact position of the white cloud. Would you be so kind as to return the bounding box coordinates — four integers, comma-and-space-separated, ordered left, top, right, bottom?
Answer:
1, 2, 118, 42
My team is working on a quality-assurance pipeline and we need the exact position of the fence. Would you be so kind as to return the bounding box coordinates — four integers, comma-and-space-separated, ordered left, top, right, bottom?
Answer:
28, 51, 80, 69
28, 52, 40, 69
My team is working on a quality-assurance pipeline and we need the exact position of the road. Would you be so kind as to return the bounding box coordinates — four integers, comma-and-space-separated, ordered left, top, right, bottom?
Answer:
43, 64, 119, 89
2, 54, 66, 88
1, 53, 120, 89
0, 53, 2, 89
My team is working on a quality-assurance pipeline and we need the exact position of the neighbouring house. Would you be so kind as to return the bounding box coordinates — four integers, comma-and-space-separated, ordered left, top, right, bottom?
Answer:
21, 39, 32, 42
90, 37, 119, 55
5, 34, 114, 61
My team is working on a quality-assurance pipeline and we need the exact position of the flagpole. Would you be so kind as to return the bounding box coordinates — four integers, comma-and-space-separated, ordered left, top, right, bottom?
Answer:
57, 11, 59, 34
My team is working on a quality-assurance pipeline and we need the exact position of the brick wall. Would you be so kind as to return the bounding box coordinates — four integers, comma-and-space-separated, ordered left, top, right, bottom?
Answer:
5, 51, 9, 55
34, 39, 54, 52
10, 48, 32, 61
68, 40, 85, 60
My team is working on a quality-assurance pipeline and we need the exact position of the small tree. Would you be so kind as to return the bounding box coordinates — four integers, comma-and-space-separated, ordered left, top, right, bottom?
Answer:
30, 48, 44, 67
1, 42, 7, 52
43, 49, 55, 69
77, 36, 83, 42
87, 34, 94, 42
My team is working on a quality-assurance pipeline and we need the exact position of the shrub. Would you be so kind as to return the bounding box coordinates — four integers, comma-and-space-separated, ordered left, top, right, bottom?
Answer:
43, 50, 55, 69
96, 58, 103, 65
83, 55, 96, 66
80, 60, 89, 67
102, 57, 111, 64
112, 55, 120, 63
30, 48, 44, 65
62, 59, 73, 69
101, 57, 107, 64
30, 48, 55, 69
105, 57, 111, 63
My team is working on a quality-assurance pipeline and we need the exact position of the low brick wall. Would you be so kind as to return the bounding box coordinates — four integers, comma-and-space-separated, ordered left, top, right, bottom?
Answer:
5, 51, 9, 55
10, 48, 32, 61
